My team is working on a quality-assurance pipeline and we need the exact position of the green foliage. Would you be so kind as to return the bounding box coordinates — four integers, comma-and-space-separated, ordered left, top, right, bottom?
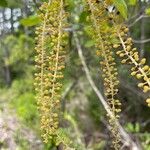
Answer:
64, 113, 86, 149
79, 11, 89, 23
140, 133, 150, 150
1, 35, 34, 80
84, 40, 95, 48
0, 0, 8, 7
14, 130, 30, 150
125, 122, 140, 133
145, 8, 150, 16
56, 128, 73, 148
3, 35, 34, 65
11, 78, 34, 94
20, 15, 41, 27
9, 76, 37, 127
92, 141, 106, 150
11, 92, 39, 127
112, 0, 128, 19
0, 0, 150, 149
126, 123, 150, 150
87, 91, 103, 126
128, 0, 137, 6
65, 0, 74, 11
6, 0, 23, 8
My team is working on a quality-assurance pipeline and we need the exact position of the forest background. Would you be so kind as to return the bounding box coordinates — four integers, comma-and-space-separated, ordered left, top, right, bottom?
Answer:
0, 0, 150, 149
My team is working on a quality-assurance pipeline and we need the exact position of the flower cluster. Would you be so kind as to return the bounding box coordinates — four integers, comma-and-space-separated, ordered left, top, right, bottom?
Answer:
113, 25, 150, 107
34, 0, 68, 143
86, 0, 121, 149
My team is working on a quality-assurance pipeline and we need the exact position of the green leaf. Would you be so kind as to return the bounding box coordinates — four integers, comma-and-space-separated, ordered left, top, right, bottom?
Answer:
85, 40, 95, 48
112, 0, 128, 19
128, 0, 137, 6
145, 8, 150, 16
0, 0, 8, 7
6, 0, 23, 8
79, 11, 89, 23
126, 123, 134, 132
65, 0, 74, 11
135, 123, 140, 133
20, 15, 41, 27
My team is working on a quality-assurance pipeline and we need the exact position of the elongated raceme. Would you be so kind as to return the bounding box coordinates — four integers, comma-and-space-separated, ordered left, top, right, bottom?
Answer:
102, 0, 150, 107
34, 0, 68, 143
113, 25, 150, 107
86, 0, 121, 149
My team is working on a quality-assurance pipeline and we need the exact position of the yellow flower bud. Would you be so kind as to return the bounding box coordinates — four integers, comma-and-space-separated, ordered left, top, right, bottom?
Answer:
143, 65, 149, 71
138, 83, 144, 88
146, 98, 150, 107
113, 44, 120, 48
126, 46, 131, 51
146, 98, 150, 104
119, 53, 124, 57
124, 28, 129, 32
140, 58, 146, 65
136, 74, 142, 79
96, 50, 101, 56
116, 51, 122, 55
134, 54, 139, 61
131, 72, 136, 76
120, 32, 125, 36
143, 86, 150, 93
121, 59, 126, 63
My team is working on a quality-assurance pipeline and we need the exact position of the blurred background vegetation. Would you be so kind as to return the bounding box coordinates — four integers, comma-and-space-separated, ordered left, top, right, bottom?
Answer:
0, 0, 150, 149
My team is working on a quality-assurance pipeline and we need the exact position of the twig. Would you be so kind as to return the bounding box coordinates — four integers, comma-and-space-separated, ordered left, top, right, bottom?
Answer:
128, 15, 149, 27
73, 31, 142, 150
127, 0, 150, 26
133, 38, 150, 44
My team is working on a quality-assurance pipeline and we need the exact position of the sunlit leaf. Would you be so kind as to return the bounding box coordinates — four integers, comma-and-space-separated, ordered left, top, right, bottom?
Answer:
135, 123, 140, 133
20, 15, 41, 27
128, 0, 137, 6
112, 0, 128, 19
85, 40, 95, 48
145, 8, 150, 16
126, 123, 134, 132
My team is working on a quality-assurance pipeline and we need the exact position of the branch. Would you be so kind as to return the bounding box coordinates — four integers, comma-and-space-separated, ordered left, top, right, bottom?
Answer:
73, 31, 142, 150
133, 38, 150, 44
127, 0, 150, 27
128, 15, 149, 27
